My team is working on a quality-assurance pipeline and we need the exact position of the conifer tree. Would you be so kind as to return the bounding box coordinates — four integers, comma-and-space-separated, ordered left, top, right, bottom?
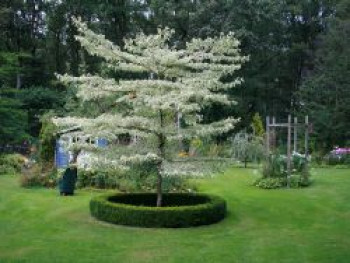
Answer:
251, 113, 264, 137
53, 18, 246, 206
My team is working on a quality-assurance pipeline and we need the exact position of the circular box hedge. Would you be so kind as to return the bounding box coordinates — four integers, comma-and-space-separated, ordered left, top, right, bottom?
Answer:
90, 193, 227, 228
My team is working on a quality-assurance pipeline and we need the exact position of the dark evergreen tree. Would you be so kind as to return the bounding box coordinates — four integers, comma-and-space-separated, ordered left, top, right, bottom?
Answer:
298, 0, 350, 150
0, 89, 29, 144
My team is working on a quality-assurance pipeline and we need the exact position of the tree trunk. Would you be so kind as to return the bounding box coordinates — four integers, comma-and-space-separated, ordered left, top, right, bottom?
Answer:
287, 115, 292, 188
156, 162, 163, 207
156, 109, 166, 207
16, 73, 22, 89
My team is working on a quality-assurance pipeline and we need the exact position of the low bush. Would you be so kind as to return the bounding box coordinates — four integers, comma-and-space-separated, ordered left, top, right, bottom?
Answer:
262, 152, 310, 178
77, 161, 156, 189
90, 193, 227, 228
255, 177, 285, 189
255, 175, 311, 189
20, 164, 57, 188
77, 162, 195, 193
0, 164, 16, 175
258, 152, 311, 189
325, 153, 350, 166
262, 154, 286, 178
0, 154, 26, 175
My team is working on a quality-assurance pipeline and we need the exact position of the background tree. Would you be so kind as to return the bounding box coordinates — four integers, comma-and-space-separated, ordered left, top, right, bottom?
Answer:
251, 112, 265, 137
298, 0, 350, 150
19, 87, 66, 137
53, 19, 246, 206
231, 132, 265, 168
0, 0, 346, 154
0, 89, 29, 144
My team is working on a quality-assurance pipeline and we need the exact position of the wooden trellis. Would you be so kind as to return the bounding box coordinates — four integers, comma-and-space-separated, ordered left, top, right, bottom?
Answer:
265, 115, 310, 188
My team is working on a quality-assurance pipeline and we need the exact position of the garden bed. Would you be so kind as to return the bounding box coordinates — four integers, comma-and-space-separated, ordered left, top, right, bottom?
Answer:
90, 193, 227, 228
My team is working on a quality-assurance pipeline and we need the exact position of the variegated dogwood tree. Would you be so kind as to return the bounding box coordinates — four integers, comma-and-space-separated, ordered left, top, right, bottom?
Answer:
53, 18, 247, 206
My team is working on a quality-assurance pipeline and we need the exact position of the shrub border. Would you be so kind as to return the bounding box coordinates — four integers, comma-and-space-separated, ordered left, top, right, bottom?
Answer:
90, 193, 227, 228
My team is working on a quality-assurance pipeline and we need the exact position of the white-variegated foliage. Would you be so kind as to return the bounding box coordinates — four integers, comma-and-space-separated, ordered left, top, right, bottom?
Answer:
53, 18, 247, 176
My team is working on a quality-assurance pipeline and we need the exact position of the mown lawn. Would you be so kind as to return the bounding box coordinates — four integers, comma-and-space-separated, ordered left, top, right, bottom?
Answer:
0, 168, 349, 263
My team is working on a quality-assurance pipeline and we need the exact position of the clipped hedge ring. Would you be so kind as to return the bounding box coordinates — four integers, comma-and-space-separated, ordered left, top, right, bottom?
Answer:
90, 193, 227, 228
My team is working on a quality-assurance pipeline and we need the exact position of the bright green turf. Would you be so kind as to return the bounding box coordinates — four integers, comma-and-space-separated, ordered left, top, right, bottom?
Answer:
0, 168, 349, 263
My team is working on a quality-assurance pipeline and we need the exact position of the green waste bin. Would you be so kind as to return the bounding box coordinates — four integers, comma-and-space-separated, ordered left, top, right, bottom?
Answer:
58, 167, 77, 195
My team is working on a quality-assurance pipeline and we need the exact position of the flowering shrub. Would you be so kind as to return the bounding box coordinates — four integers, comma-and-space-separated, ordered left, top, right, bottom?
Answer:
325, 147, 350, 165
332, 147, 350, 155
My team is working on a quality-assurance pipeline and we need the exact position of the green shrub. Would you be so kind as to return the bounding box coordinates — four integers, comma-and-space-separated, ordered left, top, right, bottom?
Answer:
255, 177, 285, 189
255, 175, 311, 189
39, 115, 57, 166
0, 165, 16, 175
325, 153, 350, 166
265, 152, 310, 176
260, 152, 311, 189
262, 154, 286, 178
90, 193, 227, 228
77, 168, 130, 189
312, 152, 325, 165
162, 176, 197, 193
292, 153, 310, 173
20, 163, 57, 188
77, 161, 194, 192
0, 154, 25, 175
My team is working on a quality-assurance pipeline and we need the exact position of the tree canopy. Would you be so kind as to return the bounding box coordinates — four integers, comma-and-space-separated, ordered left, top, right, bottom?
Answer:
298, 0, 350, 149
0, 0, 348, 152
53, 19, 246, 205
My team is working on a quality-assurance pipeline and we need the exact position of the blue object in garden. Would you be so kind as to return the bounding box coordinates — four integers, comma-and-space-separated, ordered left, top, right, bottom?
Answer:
55, 139, 69, 168
55, 137, 108, 168
97, 138, 108, 148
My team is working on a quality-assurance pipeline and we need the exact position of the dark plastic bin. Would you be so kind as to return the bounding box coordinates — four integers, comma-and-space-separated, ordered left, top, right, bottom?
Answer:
58, 167, 77, 195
